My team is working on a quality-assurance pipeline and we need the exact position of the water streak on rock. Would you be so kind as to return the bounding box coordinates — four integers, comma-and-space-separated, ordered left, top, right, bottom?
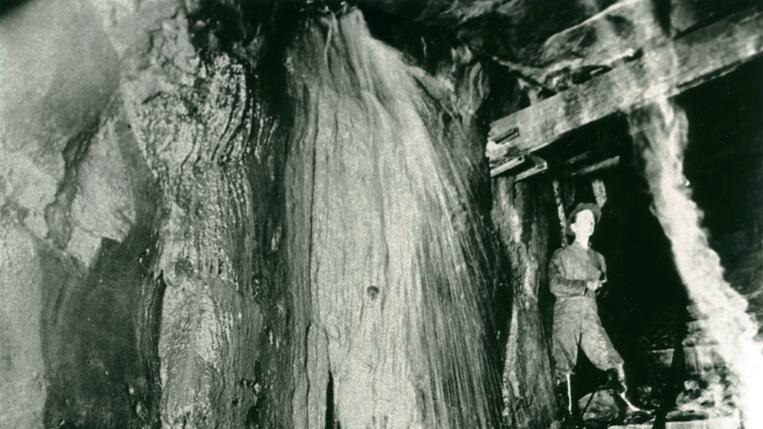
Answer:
629, 98, 763, 429
284, 9, 500, 428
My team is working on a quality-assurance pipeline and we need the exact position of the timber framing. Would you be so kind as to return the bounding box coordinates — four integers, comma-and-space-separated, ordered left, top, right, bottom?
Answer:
487, 6, 763, 174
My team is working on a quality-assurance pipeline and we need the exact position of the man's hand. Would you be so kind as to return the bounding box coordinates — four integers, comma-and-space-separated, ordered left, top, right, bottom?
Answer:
586, 280, 603, 291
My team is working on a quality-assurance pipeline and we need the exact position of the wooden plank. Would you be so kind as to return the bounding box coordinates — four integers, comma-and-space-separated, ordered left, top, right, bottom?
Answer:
487, 7, 763, 160
552, 179, 568, 242
538, 0, 662, 76
490, 154, 547, 179
670, 0, 752, 36
514, 162, 547, 181
492, 126, 519, 145
570, 156, 620, 176
513, 155, 548, 181
562, 151, 593, 166
489, 155, 525, 176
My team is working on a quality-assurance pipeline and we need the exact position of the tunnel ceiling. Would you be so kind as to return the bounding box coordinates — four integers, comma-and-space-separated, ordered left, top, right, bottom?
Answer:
192, 0, 754, 98
188, 0, 633, 78
357, 0, 619, 62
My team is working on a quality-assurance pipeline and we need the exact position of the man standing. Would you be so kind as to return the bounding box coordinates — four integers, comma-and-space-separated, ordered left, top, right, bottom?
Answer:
549, 202, 640, 424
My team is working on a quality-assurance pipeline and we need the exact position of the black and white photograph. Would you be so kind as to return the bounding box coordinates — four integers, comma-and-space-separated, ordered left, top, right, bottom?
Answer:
1, 0, 762, 427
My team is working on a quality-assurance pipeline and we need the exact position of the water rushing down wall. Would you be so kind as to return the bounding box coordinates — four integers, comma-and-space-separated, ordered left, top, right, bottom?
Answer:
284, 9, 500, 429
628, 98, 763, 428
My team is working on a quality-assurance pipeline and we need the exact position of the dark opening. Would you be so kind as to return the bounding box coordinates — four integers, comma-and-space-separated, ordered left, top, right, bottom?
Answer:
680, 57, 763, 332
532, 57, 763, 419
325, 371, 339, 429
531, 116, 691, 413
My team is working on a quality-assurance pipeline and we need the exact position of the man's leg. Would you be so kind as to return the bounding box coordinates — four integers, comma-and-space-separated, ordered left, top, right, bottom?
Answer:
552, 312, 581, 421
580, 314, 642, 412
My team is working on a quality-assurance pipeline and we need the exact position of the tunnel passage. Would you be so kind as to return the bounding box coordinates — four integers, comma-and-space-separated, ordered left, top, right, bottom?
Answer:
520, 57, 763, 420
530, 120, 691, 411
3, 0, 763, 427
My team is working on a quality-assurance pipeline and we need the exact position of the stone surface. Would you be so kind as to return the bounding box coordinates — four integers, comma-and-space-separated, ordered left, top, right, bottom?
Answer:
0, 0, 123, 425
491, 176, 557, 428
284, 9, 501, 428
115, 3, 285, 426
361, 0, 755, 97
534, 0, 663, 90
0, 223, 46, 429
5, 0, 758, 428
577, 389, 624, 425
0, 0, 119, 241
2, 0, 513, 427
359, 0, 619, 67
1, 0, 283, 427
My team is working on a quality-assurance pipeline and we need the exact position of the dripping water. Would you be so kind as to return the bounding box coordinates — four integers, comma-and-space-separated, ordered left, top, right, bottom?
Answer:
284, 8, 500, 429
628, 98, 763, 428
574, 2, 763, 424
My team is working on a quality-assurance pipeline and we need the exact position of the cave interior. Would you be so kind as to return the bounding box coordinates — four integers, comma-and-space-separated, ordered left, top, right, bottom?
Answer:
0, 0, 762, 428
516, 55, 763, 423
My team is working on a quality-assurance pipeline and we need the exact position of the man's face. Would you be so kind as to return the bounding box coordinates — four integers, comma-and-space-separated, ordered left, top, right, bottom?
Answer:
571, 209, 595, 240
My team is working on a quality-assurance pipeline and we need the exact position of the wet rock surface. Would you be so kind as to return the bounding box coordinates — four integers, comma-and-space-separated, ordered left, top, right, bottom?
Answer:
1, 0, 286, 427
577, 389, 624, 426
2, 0, 762, 428
1, 0, 503, 426
491, 177, 558, 428
284, 9, 501, 428
359, 0, 619, 63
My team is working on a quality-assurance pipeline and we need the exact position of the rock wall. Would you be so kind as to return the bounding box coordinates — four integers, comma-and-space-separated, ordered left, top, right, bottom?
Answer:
283, 9, 501, 428
8, 0, 746, 428
1, 1, 127, 426
491, 177, 558, 428
1, 0, 514, 427
1, 0, 289, 427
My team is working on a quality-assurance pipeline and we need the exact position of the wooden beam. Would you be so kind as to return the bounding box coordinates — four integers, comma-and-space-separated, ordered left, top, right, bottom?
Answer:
538, 0, 662, 78
489, 155, 525, 176
562, 151, 593, 166
514, 162, 547, 181
570, 156, 620, 176
670, 0, 752, 36
552, 179, 568, 242
487, 7, 763, 161
489, 154, 547, 179
513, 155, 548, 181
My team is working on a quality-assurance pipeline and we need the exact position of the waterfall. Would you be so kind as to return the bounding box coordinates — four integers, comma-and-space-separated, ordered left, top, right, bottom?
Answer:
628, 98, 763, 428
283, 8, 500, 429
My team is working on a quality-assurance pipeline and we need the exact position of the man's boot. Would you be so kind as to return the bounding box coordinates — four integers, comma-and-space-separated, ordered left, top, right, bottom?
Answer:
611, 364, 644, 414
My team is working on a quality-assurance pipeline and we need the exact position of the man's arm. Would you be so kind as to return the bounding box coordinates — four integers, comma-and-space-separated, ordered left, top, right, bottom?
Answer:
549, 250, 590, 297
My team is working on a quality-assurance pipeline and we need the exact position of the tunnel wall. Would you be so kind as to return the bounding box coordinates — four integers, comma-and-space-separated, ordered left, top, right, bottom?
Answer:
9, 0, 754, 428
1, 1, 513, 427
0, 0, 290, 427
283, 9, 502, 428
491, 176, 559, 428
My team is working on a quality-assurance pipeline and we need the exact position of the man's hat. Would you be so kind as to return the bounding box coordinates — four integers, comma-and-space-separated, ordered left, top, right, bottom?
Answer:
567, 202, 601, 225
